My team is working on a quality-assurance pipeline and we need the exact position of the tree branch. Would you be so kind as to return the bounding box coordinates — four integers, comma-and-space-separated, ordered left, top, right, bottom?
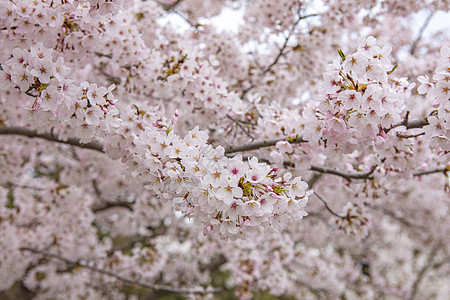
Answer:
241, 9, 318, 98
92, 201, 135, 213
413, 167, 448, 176
0, 127, 104, 153
158, 0, 184, 11
388, 117, 429, 132
310, 163, 380, 181
366, 205, 425, 230
396, 132, 425, 139
20, 247, 219, 294
408, 245, 441, 300
226, 114, 254, 140
224, 136, 306, 154
263, 11, 318, 75
312, 191, 345, 218
410, 12, 434, 56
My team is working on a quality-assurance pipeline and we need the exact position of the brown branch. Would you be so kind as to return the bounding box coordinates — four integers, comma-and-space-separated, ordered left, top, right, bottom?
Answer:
158, 0, 183, 11
20, 247, 219, 294
312, 191, 345, 218
96, 66, 122, 84
92, 201, 134, 213
366, 205, 425, 230
110, 225, 168, 255
389, 117, 429, 132
408, 245, 441, 300
396, 132, 425, 139
410, 13, 434, 55
3, 182, 43, 191
224, 136, 306, 154
94, 52, 113, 59
241, 9, 318, 98
0, 127, 104, 153
413, 168, 448, 176
263, 11, 318, 75
384, 112, 429, 134
310, 162, 380, 181
226, 114, 254, 140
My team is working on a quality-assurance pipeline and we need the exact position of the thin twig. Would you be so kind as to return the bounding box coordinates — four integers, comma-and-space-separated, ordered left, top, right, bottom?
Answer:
0, 127, 104, 153
263, 12, 318, 75
408, 244, 440, 300
158, 0, 183, 11
410, 12, 434, 55
396, 132, 425, 139
96, 66, 122, 84
310, 163, 379, 181
313, 191, 345, 218
4, 182, 43, 191
92, 201, 135, 213
413, 168, 448, 176
224, 136, 306, 154
110, 227, 167, 255
20, 247, 220, 294
94, 52, 113, 59
241, 9, 318, 98
366, 205, 424, 230
226, 114, 255, 140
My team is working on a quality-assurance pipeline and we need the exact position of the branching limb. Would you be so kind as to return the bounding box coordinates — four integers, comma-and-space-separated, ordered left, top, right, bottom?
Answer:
387, 116, 429, 133
158, 0, 184, 11
20, 247, 220, 294
0, 127, 104, 153
241, 9, 318, 98
263, 11, 318, 76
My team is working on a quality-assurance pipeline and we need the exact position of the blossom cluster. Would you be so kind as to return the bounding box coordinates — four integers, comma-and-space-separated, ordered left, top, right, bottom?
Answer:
418, 47, 450, 151
0, 43, 120, 142
126, 111, 311, 238
301, 36, 415, 152
0, 44, 311, 239
332, 202, 370, 238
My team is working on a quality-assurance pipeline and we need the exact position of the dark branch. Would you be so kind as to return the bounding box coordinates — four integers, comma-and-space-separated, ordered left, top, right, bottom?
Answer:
226, 114, 254, 140
0, 127, 104, 153
396, 132, 425, 139
312, 191, 345, 218
366, 205, 425, 230
310, 163, 379, 181
92, 201, 135, 213
158, 0, 183, 11
241, 9, 318, 98
408, 245, 440, 300
224, 136, 306, 154
413, 168, 448, 176
410, 13, 434, 55
94, 52, 113, 59
20, 247, 219, 294
263, 12, 318, 75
